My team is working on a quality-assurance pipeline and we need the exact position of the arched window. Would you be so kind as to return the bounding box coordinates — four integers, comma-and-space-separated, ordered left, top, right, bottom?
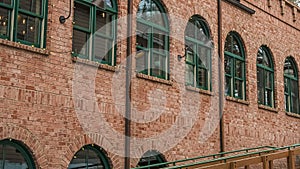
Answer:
257, 46, 274, 107
224, 31, 246, 99
0, 0, 48, 47
284, 57, 299, 114
137, 150, 167, 169
136, 0, 169, 79
0, 139, 36, 169
72, 0, 117, 65
185, 15, 211, 90
68, 144, 111, 169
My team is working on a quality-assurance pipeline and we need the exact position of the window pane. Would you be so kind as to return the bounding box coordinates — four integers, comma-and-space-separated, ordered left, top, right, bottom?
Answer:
291, 80, 299, 113
68, 149, 86, 168
265, 71, 272, 89
257, 68, 264, 104
185, 49, 194, 63
185, 20, 195, 39
234, 79, 243, 98
73, 29, 89, 57
96, 10, 112, 35
197, 46, 208, 68
151, 53, 166, 78
265, 89, 272, 106
74, 2, 91, 29
94, 35, 112, 62
17, 14, 40, 44
0, 7, 9, 37
136, 22, 149, 48
137, 0, 165, 27
92, 0, 113, 8
257, 47, 270, 67
185, 64, 194, 86
3, 145, 28, 169
153, 30, 165, 53
136, 49, 148, 73
19, 0, 42, 15
235, 60, 243, 78
198, 68, 207, 88
284, 59, 295, 77
225, 33, 242, 57
87, 149, 103, 168
0, 0, 11, 5
224, 56, 232, 75
225, 76, 231, 96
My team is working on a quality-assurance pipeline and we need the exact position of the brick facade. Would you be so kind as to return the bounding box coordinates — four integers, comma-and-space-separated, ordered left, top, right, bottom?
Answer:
0, 0, 299, 168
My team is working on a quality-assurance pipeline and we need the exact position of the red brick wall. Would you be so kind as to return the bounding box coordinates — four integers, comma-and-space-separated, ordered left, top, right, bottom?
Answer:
0, 0, 299, 168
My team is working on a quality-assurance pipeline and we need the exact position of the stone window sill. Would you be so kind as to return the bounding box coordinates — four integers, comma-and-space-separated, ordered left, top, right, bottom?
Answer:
72, 57, 119, 72
136, 73, 172, 86
258, 104, 278, 113
226, 96, 249, 105
286, 112, 300, 119
0, 39, 49, 56
185, 86, 213, 96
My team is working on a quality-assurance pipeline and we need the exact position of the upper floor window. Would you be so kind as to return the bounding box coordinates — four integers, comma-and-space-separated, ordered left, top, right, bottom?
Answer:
72, 0, 117, 65
257, 46, 274, 107
224, 31, 246, 100
68, 144, 111, 169
0, 0, 47, 48
0, 139, 36, 169
136, 0, 169, 80
284, 57, 299, 114
185, 15, 211, 90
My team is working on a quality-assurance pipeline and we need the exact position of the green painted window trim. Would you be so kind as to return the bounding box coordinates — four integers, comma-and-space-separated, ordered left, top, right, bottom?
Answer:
184, 16, 212, 90
224, 32, 246, 100
0, 139, 36, 169
284, 57, 299, 114
136, 0, 170, 80
72, 0, 117, 66
256, 46, 274, 107
68, 144, 111, 169
0, 0, 48, 48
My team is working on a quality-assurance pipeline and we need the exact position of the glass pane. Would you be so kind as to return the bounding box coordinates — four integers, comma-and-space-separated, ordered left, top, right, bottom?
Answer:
284, 59, 295, 77
225, 76, 231, 96
257, 47, 270, 67
3, 145, 28, 169
136, 22, 149, 48
87, 149, 103, 169
196, 21, 207, 42
94, 36, 113, 62
285, 93, 289, 112
91, 0, 113, 8
68, 149, 86, 169
136, 49, 148, 73
0, 0, 11, 5
185, 20, 195, 39
0, 7, 9, 37
197, 46, 208, 68
257, 68, 264, 104
235, 60, 243, 78
137, 0, 165, 27
74, 2, 91, 29
72, 29, 89, 57
224, 56, 232, 75
234, 79, 243, 98
291, 80, 299, 113
225, 33, 242, 57
96, 10, 112, 36
265, 71, 272, 89
151, 53, 166, 78
19, 0, 42, 15
284, 78, 289, 94
185, 64, 194, 86
17, 14, 40, 44
185, 49, 194, 63
198, 68, 207, 88
153, 29, 165, 53
265, 89, 272, 106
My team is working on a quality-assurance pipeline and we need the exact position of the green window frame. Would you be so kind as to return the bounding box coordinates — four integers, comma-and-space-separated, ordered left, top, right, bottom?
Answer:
257, 46, 274, 107
72, 0, 117, 66
224, 31, 246, 100
136, 0, 169, 80
284, 57, 299, 114
68, 144, 111, 169
0, 0, 48, 48
0, 139, 36, 169
185, 15, 212, 90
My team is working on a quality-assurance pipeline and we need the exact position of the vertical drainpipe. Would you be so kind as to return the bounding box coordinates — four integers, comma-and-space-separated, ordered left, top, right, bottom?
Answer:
217, 0, 225, 153
125, 0, 133, 168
